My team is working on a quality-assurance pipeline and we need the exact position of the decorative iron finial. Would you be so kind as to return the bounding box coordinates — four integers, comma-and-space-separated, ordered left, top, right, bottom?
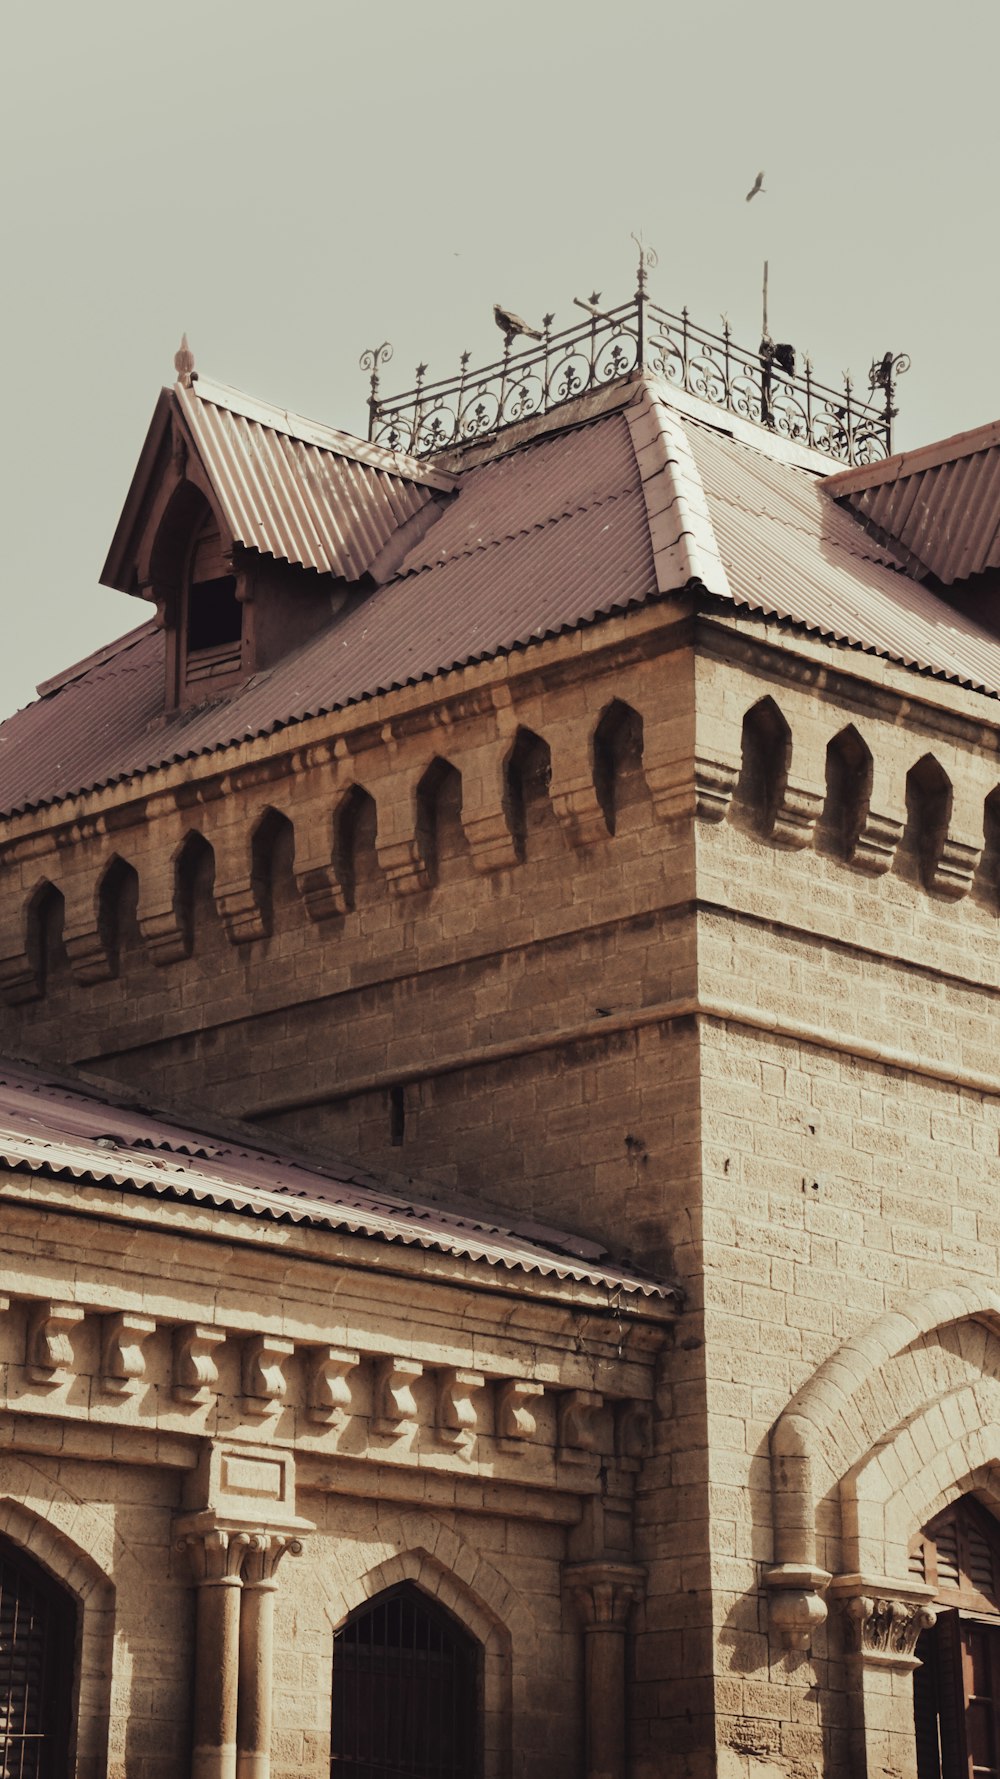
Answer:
868, 350, 910, 450
869, 350, 911, 399
174, 334, 196, 386
631, 233, 658, 296
360, 342, 393, 430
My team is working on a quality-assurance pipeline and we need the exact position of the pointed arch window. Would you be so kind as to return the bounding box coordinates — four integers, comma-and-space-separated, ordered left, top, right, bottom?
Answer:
0, 1536, 76, 1777
911, 1496, 1000, 1778
331, 1582, 480, 1778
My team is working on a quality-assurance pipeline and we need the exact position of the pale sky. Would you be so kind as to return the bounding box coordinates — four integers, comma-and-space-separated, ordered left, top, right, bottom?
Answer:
2, 0, 998, 721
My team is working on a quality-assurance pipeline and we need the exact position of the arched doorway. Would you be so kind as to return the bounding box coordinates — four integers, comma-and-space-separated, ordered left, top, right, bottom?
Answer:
0, 1536, 76, 1777
911, 1495, 1000, 1777
331, 1582, 480, 1778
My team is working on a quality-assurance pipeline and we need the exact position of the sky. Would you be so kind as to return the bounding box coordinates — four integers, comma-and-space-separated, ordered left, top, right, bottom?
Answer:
1, 0, 998, 721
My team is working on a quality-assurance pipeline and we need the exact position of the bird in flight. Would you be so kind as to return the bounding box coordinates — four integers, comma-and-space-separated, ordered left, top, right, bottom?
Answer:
494, 303, 544, 346
746, 171, 765, 203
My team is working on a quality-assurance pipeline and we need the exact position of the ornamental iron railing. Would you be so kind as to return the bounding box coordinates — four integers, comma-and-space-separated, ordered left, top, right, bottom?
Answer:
363, 253, 908, 466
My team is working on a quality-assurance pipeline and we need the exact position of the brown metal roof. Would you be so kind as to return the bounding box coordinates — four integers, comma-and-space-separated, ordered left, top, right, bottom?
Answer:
685, 415, 1000, 690
0, 413, 657, 814
176, 379, 451, 580
9, 379, 1000, 820
0, 1055, 675, 1301
824, 418, 1000, 587
102, 377, 454, 593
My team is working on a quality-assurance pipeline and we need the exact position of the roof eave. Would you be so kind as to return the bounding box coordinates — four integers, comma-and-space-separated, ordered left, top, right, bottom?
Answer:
100, 387, 174, 594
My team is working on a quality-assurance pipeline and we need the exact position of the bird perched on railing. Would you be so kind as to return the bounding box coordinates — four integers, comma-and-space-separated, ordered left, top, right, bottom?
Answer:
745, 170, 765, 202
494, 303, 544, 347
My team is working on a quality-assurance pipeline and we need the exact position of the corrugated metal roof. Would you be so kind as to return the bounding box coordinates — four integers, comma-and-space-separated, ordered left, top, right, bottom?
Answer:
9, 380, 1000, 820
825, 437, 1000, 587
684, 415, 1000, 691
0, 1056, 675, 1301
102, 377, 454, 593
175, 379, 448, 581
0, 414, 656, 814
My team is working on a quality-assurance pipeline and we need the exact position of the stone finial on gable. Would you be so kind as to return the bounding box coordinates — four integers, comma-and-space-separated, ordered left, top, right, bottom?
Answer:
174, 334, 196, 388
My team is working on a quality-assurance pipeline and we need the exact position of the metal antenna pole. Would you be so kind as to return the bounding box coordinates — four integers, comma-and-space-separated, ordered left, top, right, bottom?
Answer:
762, 261, 769, 339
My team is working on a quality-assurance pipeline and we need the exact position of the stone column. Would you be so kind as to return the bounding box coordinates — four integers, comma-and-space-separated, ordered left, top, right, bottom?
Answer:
178, 1527, 251, 1779
565, 1560, 645, 1779
237, 1534, 303, 1779
830, 1576, 937, 1779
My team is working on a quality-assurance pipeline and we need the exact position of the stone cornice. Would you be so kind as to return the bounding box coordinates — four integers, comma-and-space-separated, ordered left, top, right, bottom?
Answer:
697, 608, 1000, 746
0, 1172, 677, 1334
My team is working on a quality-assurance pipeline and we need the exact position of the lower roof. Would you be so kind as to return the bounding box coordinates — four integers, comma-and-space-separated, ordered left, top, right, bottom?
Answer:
0, 1055, 675, 1304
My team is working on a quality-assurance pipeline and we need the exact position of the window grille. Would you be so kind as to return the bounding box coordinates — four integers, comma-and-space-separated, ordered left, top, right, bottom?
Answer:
331, 1583, 479, 1779
0, 1542, 75, 1779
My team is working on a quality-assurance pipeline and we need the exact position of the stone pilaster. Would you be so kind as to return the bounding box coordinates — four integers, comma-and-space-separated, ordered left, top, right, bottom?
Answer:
565, 1560, 645, 1779
829, 1575, 937, 1779
177, 1526, 252, 1779
237, 1534, 303, 1779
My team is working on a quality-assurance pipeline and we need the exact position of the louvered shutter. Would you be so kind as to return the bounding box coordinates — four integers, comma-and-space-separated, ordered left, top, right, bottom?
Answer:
936, 1519, 961, 1593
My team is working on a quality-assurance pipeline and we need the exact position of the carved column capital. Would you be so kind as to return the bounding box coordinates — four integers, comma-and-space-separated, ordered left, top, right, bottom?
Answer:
177, 1525, 253, 1586
241, 1532, 304, 1590
564, 1561, 645, 1630
830, 1575, 937, 1669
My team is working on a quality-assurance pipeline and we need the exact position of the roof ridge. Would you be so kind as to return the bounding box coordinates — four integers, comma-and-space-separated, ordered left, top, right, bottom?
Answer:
624, 385, 733, 597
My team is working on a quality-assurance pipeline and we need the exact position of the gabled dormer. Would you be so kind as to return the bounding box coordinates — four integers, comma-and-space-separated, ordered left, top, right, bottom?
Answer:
101, 339, 455, 710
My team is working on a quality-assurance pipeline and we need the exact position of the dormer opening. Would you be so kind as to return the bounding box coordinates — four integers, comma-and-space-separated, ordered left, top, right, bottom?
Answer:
182, 516, 244, 689
147, 484, 249, 710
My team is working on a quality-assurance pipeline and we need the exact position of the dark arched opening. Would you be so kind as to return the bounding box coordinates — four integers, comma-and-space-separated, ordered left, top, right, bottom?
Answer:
733, 697, 791, 837
334, 786, 380, 911
331, 1582, 480, 1779
416, 760, 467, 886
0, 1534, 77, 1775
901, 754, 953, 891
820, 725, 873, 858
250, 808, 297, 936
911, 1495, 1000, 1777
173, 831, 220, 957
25, 882, 69, 997
96, 856, 141, 976
504, 727, 554, 861
592, 700, 645, 836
